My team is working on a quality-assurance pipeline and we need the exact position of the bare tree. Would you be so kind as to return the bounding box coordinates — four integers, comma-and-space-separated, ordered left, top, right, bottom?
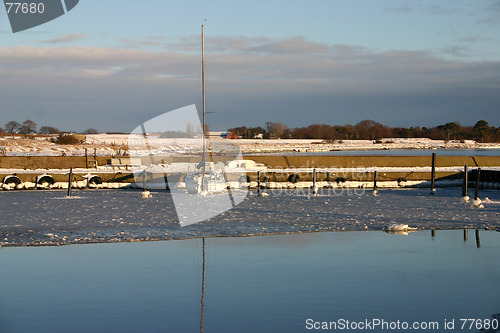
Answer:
83, 128, 99, 134
39, 126, 60, 134
266, 122, 287, 138
20, 119, 37, 134
5, 121, 21, 133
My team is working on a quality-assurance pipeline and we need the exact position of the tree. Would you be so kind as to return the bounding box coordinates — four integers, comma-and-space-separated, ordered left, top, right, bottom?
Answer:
39, 126, 60, 134
20, 119, 37, 134
473, 120, 490, 142
5, 121, 21, 134
354, 120, 388, 140
84, 128, 99, 134
265, 122, 287, 138
443, 122, 461, 140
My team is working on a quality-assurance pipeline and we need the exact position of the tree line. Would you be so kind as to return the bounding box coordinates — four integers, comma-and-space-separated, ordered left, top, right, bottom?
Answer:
0, 120, 99, 135
2, 118, 498, 142
229, 120, 499, 143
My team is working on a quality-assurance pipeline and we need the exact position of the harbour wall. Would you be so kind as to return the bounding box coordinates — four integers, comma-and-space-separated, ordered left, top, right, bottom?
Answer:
1, 155, 499, 170
1, 155, 499, 188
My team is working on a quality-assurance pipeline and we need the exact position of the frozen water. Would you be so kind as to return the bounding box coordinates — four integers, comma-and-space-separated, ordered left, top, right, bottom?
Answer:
0, 188, 499, 246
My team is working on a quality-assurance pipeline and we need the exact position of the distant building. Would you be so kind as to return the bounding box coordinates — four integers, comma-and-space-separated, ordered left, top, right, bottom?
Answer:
254, 133, 264, 139
219, 132, 238, 139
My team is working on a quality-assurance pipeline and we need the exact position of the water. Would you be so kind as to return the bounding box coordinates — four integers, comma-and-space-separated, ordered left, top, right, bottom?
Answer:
249, 149, 500, 156
0, 230, 499, 333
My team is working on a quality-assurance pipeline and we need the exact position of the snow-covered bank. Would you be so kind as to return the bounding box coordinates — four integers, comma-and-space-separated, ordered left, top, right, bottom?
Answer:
1, 135, 499, 156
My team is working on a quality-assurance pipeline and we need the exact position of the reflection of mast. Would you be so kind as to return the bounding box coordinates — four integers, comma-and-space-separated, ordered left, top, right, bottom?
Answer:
200, 238, 206, 333
201, 24, 206, 191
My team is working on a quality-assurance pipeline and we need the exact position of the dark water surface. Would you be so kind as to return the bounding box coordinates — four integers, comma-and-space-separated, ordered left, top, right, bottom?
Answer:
0, 230, 499, 333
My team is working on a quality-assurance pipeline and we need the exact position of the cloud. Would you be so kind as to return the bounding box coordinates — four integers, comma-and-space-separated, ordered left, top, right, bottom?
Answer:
387, 4, 414, 13
1, 36, 499, 131
440, 46, 472, 58
120, 38, 163, 48
40, 33, 87, 44
387, 2, 460, 15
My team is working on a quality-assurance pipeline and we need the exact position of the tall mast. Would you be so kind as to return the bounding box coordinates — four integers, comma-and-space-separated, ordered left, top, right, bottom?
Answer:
202, 24, 206, 138
200, 24, 206, 191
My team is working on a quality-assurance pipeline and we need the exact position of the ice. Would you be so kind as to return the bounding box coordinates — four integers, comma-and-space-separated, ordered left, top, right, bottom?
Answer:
0, 188, 499, 247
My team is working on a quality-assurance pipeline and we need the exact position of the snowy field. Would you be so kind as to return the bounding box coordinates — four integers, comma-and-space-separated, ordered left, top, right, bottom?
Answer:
0, 188, 499, 247
1, 134, 499, 156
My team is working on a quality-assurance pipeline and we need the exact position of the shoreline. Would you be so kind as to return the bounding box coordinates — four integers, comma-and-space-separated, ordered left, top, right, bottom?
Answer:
2, 227, 500, 249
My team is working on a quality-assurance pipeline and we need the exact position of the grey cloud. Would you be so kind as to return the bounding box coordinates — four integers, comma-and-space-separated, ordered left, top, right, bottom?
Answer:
248, 36, 328, 55
166, 35, 329, 56
457, 36, 492, 43
387, 4, 414, 13
40, 33, 87, 44
440, 46, 472, 58
1, 37, 499, 131
120, 38, 163, 48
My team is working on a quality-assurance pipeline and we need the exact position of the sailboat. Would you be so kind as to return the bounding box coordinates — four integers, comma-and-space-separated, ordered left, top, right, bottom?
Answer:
184, 24, 227, 195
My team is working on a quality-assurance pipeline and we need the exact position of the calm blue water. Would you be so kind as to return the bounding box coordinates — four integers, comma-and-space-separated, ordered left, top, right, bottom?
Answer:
250, 149, 500, 156
0, 230, 499, 333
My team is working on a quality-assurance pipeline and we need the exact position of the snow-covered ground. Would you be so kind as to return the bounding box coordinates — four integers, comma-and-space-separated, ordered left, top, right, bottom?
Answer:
1, 188, 498, 247
1, 134, 499, 156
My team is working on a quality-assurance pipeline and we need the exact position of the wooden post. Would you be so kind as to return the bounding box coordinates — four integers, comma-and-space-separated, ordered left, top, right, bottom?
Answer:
142, 171, 147, 190
312, 168, 317, 194
67, 168, 73, 197
373, 170, 378, 195
461, 164, 468, 197
475, 229, 481, 248
463, 229, 468, 241
431, 229, 436, 238
257, 171, 261, 195
430, 153, 436, 195
85, 148, 88, 168
474, 168, 481, 200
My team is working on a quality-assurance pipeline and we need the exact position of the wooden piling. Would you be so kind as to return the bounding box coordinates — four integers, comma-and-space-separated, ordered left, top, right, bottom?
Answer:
461, 164, 468, 197
430, 153, 436, 195
142, 171, 147, 190
463, 229, 468, 241
475, 229, 481, 248
67, 167, 73, 197
312, 168, 317, 194
373, 170, 378, 194
257, 171, 261, 195
431, 229, 436, 238
474, 168, 481, 200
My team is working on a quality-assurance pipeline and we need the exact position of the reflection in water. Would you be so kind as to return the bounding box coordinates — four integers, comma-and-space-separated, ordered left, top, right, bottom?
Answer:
200, 238, 205, 333
426, 228, 482, 248
0, 231, 499, 332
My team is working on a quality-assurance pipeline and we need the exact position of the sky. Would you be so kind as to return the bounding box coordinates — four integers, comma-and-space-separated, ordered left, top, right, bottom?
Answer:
1, 0, 499, 132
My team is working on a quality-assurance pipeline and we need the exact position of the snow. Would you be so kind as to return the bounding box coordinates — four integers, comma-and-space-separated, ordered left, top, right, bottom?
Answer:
1, 188, 498, 247
2, 134, 499, 156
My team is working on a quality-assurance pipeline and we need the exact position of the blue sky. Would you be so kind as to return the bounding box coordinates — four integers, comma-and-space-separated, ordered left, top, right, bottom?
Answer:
1, 0, 499, 132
